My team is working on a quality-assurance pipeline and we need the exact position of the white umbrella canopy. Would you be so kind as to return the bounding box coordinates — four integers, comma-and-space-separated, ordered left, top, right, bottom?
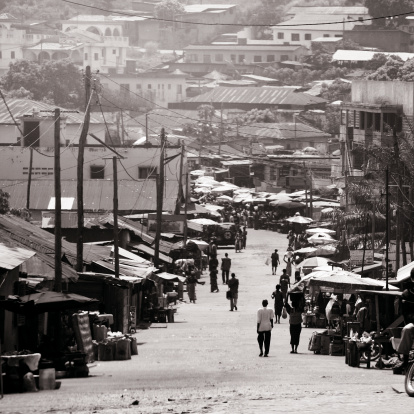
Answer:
300, 256, 332, 268
294, 246, 318, 254
308, 272, 384, 292
218, 182, 239, 189
217, 195, 233, 201
286, 215, 313, 224
396, 261, 414, 281
267, 193, 292, 201
193, 187, 211, 194
210, 185, 235, 194
306, 227, 336, 235
308, 232, 335, 244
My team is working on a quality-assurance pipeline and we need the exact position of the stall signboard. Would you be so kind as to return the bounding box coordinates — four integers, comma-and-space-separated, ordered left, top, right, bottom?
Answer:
147, 214, 185, 234
350, 250, 374, 267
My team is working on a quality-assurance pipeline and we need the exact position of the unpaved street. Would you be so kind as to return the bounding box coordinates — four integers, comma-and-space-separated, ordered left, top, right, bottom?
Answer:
0, 229, 412, 413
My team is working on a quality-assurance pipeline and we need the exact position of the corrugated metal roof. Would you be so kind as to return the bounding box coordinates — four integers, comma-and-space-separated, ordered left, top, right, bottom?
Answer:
274, 14, 356, 31
0, 99, 102, 125
333, 50, 414, 62
0, 179, 178, 213
185, 87, 326, 107
184, 44, 304, 51
0, 242, 36, 270
287, 6, 369, 15
237, 122, 330, 140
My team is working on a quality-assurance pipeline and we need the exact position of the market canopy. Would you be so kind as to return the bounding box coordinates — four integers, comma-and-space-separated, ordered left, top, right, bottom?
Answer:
271, 200, 305, 209
300, 256, 332, 268
305, 228, 336, 235
0, 291, 99, 314
396, 260, 414, 281
148, 272, 186, 284
308, 272, 384, 292
286, 214, 313, 223
308, 232, 336, 245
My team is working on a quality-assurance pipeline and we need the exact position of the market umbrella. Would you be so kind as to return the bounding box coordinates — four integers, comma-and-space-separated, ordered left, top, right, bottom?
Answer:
267, 193, 292, 201
294, 246, 318, 254
300, 256, 332, 269
308, 232, 335, 245
271, 200, 305, 209
306, 227, 336, 235
210, 185, 235, 194
252, 197, 268, 204
286, 214, 313, 223
396, 261, 414, 281
217, 195, 233, 201
0, 291, 99, 315
314, 244, 337, 256
308, 272, 384, 292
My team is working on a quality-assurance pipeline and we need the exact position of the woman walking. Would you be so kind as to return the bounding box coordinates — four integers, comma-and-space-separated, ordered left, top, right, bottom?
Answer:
271, 284, 284, 324
186, 264, 205, 303
285, 297, 304, 353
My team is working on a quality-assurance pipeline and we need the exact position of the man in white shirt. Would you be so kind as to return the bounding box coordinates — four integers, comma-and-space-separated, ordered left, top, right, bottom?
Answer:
257, 299, 274, 357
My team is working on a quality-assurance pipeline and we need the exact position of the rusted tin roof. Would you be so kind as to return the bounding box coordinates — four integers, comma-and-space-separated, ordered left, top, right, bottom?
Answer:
0, 179, 178, 212
0, 242, 36, 270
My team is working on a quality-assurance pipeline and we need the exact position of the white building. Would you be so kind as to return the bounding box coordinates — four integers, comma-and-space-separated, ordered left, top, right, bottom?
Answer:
272, 14, 358, 49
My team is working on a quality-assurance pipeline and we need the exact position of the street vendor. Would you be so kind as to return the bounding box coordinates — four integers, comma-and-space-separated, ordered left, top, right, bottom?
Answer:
395, 268, 414, 369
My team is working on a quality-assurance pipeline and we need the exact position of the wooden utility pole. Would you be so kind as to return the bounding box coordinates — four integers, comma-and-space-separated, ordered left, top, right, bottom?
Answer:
154, 128, 165, 267
145, 113, 148, 143
54, 108, 62, 293
219, 103, 223, 155
174, 141, 184, 215
183, 171, 189, 246
26, 148, 33, 209
113, 156, 120, 278
76, 65, 91, 272
385, 168, 389, 291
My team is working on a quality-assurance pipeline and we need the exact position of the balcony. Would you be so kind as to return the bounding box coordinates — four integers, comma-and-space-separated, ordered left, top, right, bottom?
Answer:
101, 36, 129, 47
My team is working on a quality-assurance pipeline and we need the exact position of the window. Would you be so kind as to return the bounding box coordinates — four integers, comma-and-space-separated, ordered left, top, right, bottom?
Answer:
280, 55, 289, 61
158, 84, 160, 89
90, 165, 105, 179
177, 84, 182, 94
323, 34, 330, 37
267, 55, 275, 62
168, 84, 171, 90
84, 53, 88, 60
277, 32, 284, 39
148, 84, 152, 89
136, 84, 142, 89
238, 54, 245, 63
230, 54, 236, 62
190, 54, 198, 62
253, 55, 262, 62
291, 33, 299, 41
215, 53, 223, 62
94, 53, 99, 60
305, 34, 311, 40
203, 54, 211, 63
0, 51, 2, 59
11, 51, 15, 59
101, 49, 104, 57
139, 167, 157, 179
334, 34, 342, 38
113, 49, 116, 54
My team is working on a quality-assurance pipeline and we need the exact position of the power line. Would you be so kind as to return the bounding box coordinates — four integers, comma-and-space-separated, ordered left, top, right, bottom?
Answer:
62, 0, 414, 28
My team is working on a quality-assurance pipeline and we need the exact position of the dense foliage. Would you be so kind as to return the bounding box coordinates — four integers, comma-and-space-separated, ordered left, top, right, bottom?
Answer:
1, 59, 84, 108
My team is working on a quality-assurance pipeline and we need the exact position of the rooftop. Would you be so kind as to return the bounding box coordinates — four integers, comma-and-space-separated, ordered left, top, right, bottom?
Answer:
273, 14, 357, 31
333, 49, 414, 62
0, 99, 103, 125
286, 6, 369, 16
183, 87, 326, 107
184, 44, 305, 51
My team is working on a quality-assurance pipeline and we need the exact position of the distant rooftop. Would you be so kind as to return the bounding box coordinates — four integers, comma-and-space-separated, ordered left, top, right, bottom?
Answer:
333, 49, 414, 62
184, 4, 237, 13
274, 14, 357, 31
286, 6, 369, 16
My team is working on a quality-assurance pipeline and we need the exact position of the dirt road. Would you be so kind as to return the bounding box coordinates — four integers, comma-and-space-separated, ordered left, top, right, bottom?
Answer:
1, 229, 412, 413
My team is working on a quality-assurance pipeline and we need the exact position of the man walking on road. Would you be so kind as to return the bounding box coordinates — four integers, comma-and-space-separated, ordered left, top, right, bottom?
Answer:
221, 253, 231, 284
228, 272, 239, 311
257, 299, 274, 357
271, 249, 280, 275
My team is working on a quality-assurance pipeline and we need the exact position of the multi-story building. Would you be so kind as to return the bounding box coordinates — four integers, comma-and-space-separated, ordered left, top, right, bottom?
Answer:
339, 80, 410, 177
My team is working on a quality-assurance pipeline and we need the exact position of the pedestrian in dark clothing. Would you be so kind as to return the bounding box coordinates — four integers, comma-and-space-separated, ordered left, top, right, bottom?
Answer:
228, 273, 239, 311
285, 299, 303, 353
210, 269, 219, 293
221, 253, 231, 284
271, 284, 284, 324
257, 299, 274, 357
271, 249, 280, 275
209, 255, 218, 272
242, 226, 248, 249
279, 269, 290, 301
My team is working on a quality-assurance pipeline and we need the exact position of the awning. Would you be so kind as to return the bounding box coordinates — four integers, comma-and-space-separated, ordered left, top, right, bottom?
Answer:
148, 272, 186, 284
353, 262, 383, 275
133, 244, 173, 264
0, 243, 36, 270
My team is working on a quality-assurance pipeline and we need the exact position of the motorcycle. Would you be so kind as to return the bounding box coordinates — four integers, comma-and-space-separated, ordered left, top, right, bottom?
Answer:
405, 361, 414, 396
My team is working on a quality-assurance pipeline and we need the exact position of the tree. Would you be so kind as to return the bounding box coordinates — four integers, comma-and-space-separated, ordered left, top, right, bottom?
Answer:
304, 43, 333, 70
366, 53, 388, 71
320, 80, 351, 102
154, 0, 185, 27
367, 55, 404, 81
0, 189, 9, 214
234, 108, 276, 124
1, 59, 84, 108
365, 0, 414, 27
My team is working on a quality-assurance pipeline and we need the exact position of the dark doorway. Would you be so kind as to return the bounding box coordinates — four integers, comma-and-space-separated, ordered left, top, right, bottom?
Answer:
23, 121, 40, 147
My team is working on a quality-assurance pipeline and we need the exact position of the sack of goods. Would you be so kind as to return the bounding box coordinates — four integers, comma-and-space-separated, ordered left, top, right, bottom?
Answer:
320, 335, 331, 355
282, 307, 287, 319
329, 342, 344, 356
226, 290, 233, 300
308, 332, 322, 353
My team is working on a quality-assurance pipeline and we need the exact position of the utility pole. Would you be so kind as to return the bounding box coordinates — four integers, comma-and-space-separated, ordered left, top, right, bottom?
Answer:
154, 128, 165, 267
113, 156, 120, 278
26, 148, 33, 210
183, 171, 189, 246
54, 108, 62, 293
120, 109, 125, 145
385, 168, 389, 291
174, 141, 184, 215
219, 103, 223, 155
145, 113, 148, 143
76, 66, 91, 272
